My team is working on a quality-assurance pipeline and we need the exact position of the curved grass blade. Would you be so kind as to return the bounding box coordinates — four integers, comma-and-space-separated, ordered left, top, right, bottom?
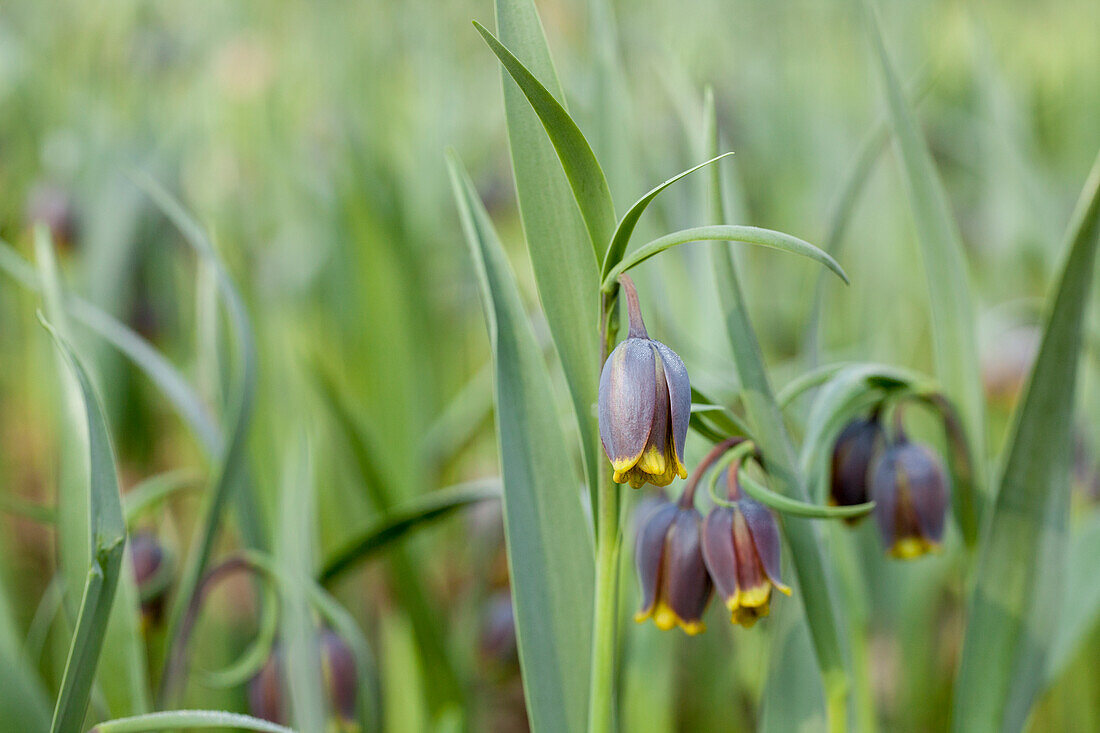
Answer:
601, 153, 734, 280
702, 93, 851, 729
319, 480, 501, 584
123, 470, 203, 523
472, 21, 614, 259
196, 582, 278, 690
492, 0, 603, 509
39, 318, 128, 733
864, 2, 987, 530
449, 151, 594, 733
601, 225, 848, 292
311, 363, 465, 714
131, 175, 268, 704
89, 711, 294, 733
952, 151, 1100, 732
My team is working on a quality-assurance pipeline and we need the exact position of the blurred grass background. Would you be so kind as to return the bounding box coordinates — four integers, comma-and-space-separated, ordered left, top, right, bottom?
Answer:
1, 0, 1099, 730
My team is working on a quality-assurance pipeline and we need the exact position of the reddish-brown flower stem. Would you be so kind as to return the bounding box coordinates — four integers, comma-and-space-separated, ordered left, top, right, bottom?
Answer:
679, 436, 744, 508
619, 274, 649, 339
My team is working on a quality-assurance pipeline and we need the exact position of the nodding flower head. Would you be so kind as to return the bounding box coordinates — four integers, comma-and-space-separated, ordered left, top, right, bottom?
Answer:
830, 414, 884, 519
870, 437, 949, 559
249, 630, 360, 730
702, 463, 790, 628
599, 275, 690, 489
129, 530, 174, 626
633, 496, 712, 635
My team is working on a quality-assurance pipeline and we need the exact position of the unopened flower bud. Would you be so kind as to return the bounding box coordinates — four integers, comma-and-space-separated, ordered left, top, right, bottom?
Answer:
870, 439, 949, 559
830, 415, 883, 519
129, 530, 173, 625
633, 498, 712, 635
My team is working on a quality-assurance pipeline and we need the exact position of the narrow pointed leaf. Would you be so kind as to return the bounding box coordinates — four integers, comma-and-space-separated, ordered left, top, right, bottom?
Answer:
449, 151, 594, 733
865, 3, 987, 532
601, 153, 734, 279
492, 0, 602, 504
89, 710, 295, 733
473, 21, 614, 259
602, 225, 848, 291
952, 152, 1100, 731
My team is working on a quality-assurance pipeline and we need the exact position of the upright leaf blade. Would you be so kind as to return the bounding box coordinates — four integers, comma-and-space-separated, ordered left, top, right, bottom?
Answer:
492, 0, 603, 507
865, 3, 986, 541
41, 321, 128, 733
449, 152, 594, 733
952, 152, 1100, 731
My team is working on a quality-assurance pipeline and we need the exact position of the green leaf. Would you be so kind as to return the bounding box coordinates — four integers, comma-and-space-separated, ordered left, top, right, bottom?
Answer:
601, 153, 734, 279
39, 318, 128, 733
864, 2, 987, 528
319, 480, 501, 584
601, 225, 849, 292
702, 91, 852, 727
952, 151, 1100, 731
89, 710, 294, 733
123, 470, 203, 523
276, 439, 326, 733
473, 21, 615, 260
449, 151, 595, 733
491, 0, 603, 509
0, 581, 52, 731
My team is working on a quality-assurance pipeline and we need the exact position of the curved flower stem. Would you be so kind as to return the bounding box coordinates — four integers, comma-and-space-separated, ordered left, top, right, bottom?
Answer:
678, 436, 745, 509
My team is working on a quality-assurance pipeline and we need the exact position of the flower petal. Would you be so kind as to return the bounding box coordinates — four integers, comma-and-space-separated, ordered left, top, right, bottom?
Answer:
701, 505, 738, 604
664, 508, 712, 626
901, 443, 949, 545
652, 340, 691, 470
739, 497, 789, 594
599, 338, 657, 474
634, 501, 678, 616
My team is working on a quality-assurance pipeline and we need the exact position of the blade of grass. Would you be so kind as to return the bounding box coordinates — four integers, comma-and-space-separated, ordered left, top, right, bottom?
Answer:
450, 151, 595, 733
89, 710, 294, 733
492, 0, 603, 515
40, 318, 128, 733
276, 439, 326, 733
319, 480, 501, 584
702, 91, 852, 730
0, 580, 52, 731
864, 2, 986, 543
601, 224, 849, 291
952, 151, 1100, 731
311, 365, 465, 715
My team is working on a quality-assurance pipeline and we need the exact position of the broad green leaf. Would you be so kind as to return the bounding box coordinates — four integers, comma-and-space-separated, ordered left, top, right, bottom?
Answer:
864, 2, 986, 540
276, 440, 326, 733
89, 710, 294, 733
702, 93, 851, 726
952, 151, 1100, 732
492, 0, 602, 509
319, 480, 501, 584
601, 225, 849, 292
472, 21, 614, 259
601, 153, 734, 280
40, 320, 128, 733
449, 151, 594, 733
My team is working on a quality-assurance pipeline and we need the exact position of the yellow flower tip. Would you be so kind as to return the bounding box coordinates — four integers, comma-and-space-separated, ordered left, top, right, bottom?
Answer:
775, 581, 793, 597
734, 585, 772, 609
890, 536, 937, 560
680, 619, 706, 636
730, 605, 765, 628
633, 607, 654, 624
637, 446, 669, 476
612, 455, 641, 474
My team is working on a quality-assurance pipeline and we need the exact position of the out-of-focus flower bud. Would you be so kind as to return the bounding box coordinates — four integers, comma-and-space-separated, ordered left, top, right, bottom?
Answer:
701, 466, 790, 628
633, 498, 712, 635
870, 439, 949, 559
249, 630, 359, 730
981, 326, 1039, 406
599, 275, 690, 489
479, 590, 518, 670
830, 415, 884, 519
25, 183, 79, 252
129, 530, 173, 625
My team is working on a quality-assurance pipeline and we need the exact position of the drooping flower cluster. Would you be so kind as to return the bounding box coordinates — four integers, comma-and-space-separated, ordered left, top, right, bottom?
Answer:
830, 410, 950, 559
632, 441, 790, 634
